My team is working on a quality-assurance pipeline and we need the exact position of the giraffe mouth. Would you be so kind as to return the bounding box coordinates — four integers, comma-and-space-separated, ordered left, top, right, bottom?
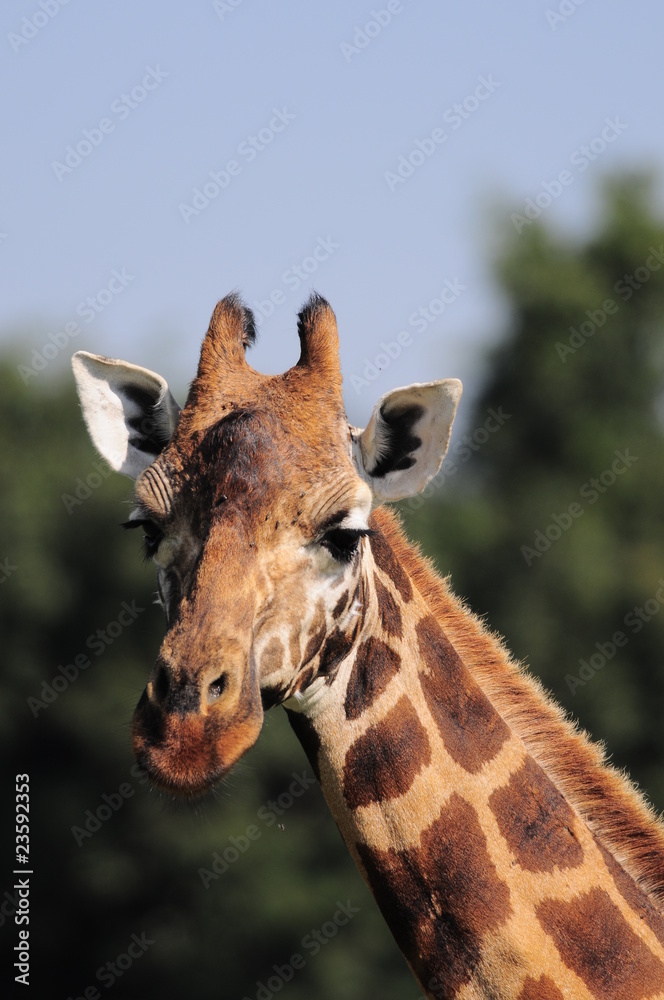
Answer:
131, 686, 264, 798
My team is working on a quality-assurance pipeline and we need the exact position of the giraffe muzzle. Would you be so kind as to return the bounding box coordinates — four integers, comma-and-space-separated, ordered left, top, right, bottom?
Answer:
130, 655, 264, 797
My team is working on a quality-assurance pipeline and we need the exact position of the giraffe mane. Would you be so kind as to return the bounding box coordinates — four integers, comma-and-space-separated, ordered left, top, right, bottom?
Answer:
372, 505, 664, 912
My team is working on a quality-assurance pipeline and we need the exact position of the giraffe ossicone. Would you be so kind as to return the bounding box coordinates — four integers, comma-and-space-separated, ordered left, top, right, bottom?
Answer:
72, 293, 664, 999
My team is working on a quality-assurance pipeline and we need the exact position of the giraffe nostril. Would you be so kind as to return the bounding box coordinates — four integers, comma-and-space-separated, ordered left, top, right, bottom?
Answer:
207, 674, 228, 706
154, 665, 169, 705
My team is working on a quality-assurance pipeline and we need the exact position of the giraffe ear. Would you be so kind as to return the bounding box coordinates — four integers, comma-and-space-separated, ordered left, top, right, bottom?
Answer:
354, 380, 462, 503
71, 351, 181, 479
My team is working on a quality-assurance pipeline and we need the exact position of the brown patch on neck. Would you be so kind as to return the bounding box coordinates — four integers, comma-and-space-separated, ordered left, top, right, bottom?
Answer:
536, 888, 664, 998
344, 636, 401, 721
369, 525, 413, 602
374, 573, 403, 639
416, 614, 509, 773
356, 792, 512, 997
595, 838, 664, 950
343, 695, 430, 809
489, 756, 585, 873
318, 626, 353, 684
517, 975, 565, 1000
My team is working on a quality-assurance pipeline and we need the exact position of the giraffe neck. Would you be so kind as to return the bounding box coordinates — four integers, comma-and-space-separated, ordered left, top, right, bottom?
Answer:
286, 509, 664, 1000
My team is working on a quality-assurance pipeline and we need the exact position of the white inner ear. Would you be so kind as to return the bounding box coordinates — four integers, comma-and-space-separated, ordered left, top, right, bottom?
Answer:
354, 379, 462, 503
72, 351, 181, 479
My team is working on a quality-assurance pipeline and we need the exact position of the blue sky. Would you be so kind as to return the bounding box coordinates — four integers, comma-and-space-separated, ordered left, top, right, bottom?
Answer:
3, 0, 663, 426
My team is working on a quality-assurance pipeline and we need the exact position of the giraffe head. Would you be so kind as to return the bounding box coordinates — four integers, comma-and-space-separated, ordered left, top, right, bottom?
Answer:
72, 294, 461, 796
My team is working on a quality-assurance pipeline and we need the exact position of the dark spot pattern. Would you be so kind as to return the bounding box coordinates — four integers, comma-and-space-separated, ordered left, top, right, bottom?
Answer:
374, 573, 403, 639
343, 695, 431, 809
344, 636, 401, 721
318, 626, 352, 683
595, 838, 664, 950
369, 529, 413, 603
357, 793, 512, 998
489, 757, 584, 873
536, 888, 664, 999
286, 709, 322, 783
517, 975, 565, 1000
292, 664, 316, 694
301, 619, 327, 668
417, 615, 509, 773
332, 589, 350, 620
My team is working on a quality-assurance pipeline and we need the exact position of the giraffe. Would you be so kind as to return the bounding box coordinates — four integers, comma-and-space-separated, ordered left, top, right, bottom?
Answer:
72, 293, 664, 999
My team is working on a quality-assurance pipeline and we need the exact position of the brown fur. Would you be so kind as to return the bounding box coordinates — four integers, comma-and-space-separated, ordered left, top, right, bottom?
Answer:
357, 792, 512, 997
536, 889, 664, 997
371, 505, 664, 911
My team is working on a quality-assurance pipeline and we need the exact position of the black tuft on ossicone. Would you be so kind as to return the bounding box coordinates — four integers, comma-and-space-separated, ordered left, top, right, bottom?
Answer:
220, 291, 257, 349
297, 291, 331, 335
240, 305, 257, 349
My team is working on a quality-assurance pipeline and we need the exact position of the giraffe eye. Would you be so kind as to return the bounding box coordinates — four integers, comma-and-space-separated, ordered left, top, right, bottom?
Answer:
122, 517, 163, 559
320, 527, 370, 564
141, 522, 163, 559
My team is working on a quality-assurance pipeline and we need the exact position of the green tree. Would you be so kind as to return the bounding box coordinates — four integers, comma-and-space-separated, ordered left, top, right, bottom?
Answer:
411, 173, 664, 810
